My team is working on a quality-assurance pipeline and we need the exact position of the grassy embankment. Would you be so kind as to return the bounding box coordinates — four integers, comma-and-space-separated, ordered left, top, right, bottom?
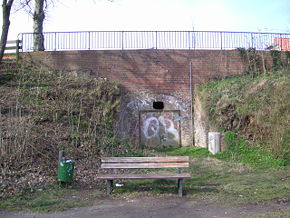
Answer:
0, 65, 289, 213
113, 70, 290, 207
0, 64, 136, 209
196, 71, 290, 165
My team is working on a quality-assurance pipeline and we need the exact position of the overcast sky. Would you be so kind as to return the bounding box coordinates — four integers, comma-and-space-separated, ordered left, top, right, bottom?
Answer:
3, 0, 290, 40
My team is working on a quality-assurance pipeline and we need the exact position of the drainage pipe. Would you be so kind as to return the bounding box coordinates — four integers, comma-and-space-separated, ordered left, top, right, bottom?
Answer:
189, 61, 193, 146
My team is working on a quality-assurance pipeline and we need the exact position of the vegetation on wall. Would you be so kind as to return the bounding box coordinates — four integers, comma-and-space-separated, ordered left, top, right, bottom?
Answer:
269, 50, 290, 72
270, 50, 283, 71
0, 64, 135, 197
196, 70, 290, 165
216, 131, 287, 167
237, 47, 264, 77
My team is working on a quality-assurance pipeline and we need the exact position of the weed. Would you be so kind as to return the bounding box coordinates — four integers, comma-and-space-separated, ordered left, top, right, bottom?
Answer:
0, 71, 15, 85
0, 186, 91, 213
114, 179, 177, 196
156, 147, 210, 158
271, 50, 283, 71
0, 64, 140, 200
196, 70, 290, 160
237, 47, 264, 77
216, 131, 287, 168
107, 151, 290, 205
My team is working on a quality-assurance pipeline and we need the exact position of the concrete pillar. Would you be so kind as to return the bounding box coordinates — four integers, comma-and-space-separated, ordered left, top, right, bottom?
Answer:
208, 132, 221, 155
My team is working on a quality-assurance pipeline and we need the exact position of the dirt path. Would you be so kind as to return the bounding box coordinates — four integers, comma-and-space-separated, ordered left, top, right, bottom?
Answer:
1, 196, 289, 218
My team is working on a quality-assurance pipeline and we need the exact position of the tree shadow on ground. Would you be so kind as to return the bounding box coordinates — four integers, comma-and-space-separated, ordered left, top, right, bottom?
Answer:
0, 72, 15, 85
110, 178, 220, 196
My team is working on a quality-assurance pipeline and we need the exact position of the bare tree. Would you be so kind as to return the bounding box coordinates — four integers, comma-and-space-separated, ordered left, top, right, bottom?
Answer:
15, 0, 48, 51
1, 0, 114, 57
0, 0, 46, 63
31, 0, 113, 51
0, 0, 14, 63
33, 0, 45, 51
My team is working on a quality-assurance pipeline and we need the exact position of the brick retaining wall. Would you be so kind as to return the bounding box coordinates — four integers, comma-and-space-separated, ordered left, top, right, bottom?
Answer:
20, 49, 277, 147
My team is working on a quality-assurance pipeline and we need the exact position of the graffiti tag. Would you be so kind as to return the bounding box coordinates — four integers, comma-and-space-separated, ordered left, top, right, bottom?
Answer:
142, 115, 179, 147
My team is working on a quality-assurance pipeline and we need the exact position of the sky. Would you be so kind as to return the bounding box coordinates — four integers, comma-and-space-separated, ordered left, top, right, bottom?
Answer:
2, 0, 290, 40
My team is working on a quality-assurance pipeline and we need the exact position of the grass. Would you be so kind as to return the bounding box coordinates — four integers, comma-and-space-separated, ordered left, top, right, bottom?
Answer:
0, 71, 15, 85
113, 158, 289, 205
110, 147, 290, 206
196, 70, 290, 158
155, 147, 210, 157
0, 67, 126, 174
1, 67, 289, 213
0, 185, 93, 213
215, 131, 287, 168
114, 179, 176, 196
1, 147, 289, 212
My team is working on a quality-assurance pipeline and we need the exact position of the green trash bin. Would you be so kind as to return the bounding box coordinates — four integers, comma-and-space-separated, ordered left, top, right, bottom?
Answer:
57, 160, 75, 182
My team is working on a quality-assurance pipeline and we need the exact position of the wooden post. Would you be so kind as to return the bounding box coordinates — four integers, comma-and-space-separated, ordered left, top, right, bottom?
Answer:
58, 150, 64, 187
107, 180, 113, 194
58, 150, 64, 162
178, 179, 183, 197
16, 40, 19, 61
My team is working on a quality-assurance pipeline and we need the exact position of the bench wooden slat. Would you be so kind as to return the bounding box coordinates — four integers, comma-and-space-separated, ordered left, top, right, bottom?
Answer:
97, 173, 191, 180
102, 156, 189, 163
101, 162, 189, 169
98, 156, 191, 196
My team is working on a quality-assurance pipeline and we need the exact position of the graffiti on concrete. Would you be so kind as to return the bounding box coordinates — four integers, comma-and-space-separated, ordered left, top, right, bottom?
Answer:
119, 95, 151, 139
117, 91, 192, 147
140, 111, 181, 148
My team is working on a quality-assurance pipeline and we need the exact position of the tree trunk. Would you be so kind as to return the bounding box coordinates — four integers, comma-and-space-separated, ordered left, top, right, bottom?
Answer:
0, 0, 14, 64
33, 0, 45, 51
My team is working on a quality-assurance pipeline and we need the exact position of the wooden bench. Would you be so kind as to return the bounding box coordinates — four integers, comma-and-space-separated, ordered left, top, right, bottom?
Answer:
96, 156, 191, 197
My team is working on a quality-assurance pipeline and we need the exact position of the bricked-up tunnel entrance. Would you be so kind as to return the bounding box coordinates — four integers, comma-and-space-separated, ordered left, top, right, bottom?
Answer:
20, 49, 281, 147
139, 110, 181, 148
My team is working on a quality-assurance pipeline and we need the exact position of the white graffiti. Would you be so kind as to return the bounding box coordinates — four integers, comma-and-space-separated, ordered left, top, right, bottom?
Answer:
158, 116, 179, 141
143, 117, 160, 139
119, 96, 149, 137
142, 116, 179, 143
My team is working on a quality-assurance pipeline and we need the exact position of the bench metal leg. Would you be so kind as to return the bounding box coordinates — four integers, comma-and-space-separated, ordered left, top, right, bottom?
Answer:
178, 179, 183, 197
107, 180, 113, 195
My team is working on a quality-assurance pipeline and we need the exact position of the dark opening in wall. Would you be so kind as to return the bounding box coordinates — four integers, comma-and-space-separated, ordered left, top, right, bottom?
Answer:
153, 101, 164, 109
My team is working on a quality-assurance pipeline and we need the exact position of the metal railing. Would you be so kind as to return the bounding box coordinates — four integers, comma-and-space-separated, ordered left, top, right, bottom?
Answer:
18, 31, 290, 52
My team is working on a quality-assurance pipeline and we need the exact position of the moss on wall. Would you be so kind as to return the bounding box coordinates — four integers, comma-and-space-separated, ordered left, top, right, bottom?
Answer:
195, 71, 290, 160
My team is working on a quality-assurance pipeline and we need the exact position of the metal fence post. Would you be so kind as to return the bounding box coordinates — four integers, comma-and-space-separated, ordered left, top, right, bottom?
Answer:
156, 31, 158, 49
54, 32, 57, 51
220, 32, 223, 50
188, 31, 191, 50
21, 34, 24, 51
122, 31, 124, 50
251, 33, 254, 48
88, 32, 91, 50
193, 31, 196, 50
